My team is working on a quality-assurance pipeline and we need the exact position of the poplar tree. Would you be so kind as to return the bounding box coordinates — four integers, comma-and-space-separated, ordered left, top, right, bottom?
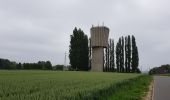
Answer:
127, 35, 131, 72
116, 35, 140, 73
69, 27, 89, 71
105, 48, 108, 71
125, 36, 128, 72
89, 38, 92, 70
120, 37, 124, 72
108, 43, 110, 71
131, 35, 139, 73
116, 38, 121, 72
110, 39, 115, 72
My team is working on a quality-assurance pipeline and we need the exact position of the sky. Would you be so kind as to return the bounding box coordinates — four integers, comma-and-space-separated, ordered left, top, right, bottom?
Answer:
0, 0, 170, 71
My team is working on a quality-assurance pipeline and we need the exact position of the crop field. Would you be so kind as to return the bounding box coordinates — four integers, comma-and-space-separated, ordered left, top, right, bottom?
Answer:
0, 70, 151, 100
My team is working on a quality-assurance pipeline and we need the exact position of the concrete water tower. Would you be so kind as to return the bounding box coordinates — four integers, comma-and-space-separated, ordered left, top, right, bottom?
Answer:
90, 25, 109, 72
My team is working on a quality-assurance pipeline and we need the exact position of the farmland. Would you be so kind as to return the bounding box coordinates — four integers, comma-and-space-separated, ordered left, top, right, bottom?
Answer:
0, 70, 151, 100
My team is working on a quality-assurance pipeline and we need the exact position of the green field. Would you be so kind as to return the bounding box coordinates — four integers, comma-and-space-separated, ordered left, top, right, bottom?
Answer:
0, 70, 151, 100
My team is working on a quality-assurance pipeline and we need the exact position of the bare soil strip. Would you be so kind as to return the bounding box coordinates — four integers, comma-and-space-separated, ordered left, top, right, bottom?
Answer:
143, 80, 154, 100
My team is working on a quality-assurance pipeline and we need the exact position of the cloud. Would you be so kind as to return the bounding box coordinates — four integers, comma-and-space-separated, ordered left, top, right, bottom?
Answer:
0, 0, 170, 71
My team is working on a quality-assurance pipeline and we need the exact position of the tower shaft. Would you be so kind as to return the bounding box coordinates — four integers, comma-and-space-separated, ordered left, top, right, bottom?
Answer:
91, 47, 104, 71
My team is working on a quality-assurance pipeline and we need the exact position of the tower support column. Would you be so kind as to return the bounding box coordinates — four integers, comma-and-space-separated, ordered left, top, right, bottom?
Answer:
91, 47, 103, 72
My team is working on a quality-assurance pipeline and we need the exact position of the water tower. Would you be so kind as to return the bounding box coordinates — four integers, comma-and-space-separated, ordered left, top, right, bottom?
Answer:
90, 25, 109, 71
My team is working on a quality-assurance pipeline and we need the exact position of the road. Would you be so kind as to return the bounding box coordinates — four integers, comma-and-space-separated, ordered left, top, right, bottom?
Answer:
153, 76, 170, 100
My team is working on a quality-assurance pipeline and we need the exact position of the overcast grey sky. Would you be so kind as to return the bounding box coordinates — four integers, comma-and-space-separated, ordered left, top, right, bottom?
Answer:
0, 0, 170, 71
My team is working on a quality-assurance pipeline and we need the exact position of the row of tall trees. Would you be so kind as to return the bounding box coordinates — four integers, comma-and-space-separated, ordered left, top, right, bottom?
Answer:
69, 27, 89, 71
115, 35, 140, 73
0, 58, 52, 70
69, 28, 140, 72
104, 39, 115, 72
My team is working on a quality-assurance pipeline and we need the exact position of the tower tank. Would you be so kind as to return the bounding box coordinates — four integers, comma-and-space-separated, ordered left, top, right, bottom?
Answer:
90, 26, 109, 71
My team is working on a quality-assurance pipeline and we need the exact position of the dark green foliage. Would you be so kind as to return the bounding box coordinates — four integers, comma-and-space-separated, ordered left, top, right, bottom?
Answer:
120, 37, 125, 72
105, 48, 107, 71
124, 35, 132, 73
0, 58, 52, 70
45, 61, 52, 70
0, 58, 10, 69
116, 35, 140, 73
0, 58, 17, 69
69, 27, 89, 71
37, 61, 52, 70
127, 35, 131, 73
116, 38, 121, 72
149, 64, 170, 75
9, 61, 17, 69
16, 63, 22, 69
136, 68, 141, 73
131, 35, 139, 73
116, 37, 125, 72
83, 35, 89, 70
53, 65, 64, 70
105, 48, 109, 71
69, 28, 78, 70
125, 37, 128, 72
107, 45, 110, 71
38, 61, 46, 69
89, 38, 92, 70
110, 39, 115, 72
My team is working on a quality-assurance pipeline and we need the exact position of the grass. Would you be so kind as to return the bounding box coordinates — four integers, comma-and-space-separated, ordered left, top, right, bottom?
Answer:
108, 75, 152, 100
158, 74, 170, 76
0, 70, 151, 100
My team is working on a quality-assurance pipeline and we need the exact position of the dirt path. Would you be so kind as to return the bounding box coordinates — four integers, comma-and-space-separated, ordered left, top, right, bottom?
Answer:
153, 76, 170, 100
143, 80, 154, 100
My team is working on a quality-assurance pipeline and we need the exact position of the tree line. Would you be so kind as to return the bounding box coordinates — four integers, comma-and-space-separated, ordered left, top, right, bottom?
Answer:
149, 64, 170, 75
69, 27, 140, 73
0, 58, 52, 70
114, 35, 140, 73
